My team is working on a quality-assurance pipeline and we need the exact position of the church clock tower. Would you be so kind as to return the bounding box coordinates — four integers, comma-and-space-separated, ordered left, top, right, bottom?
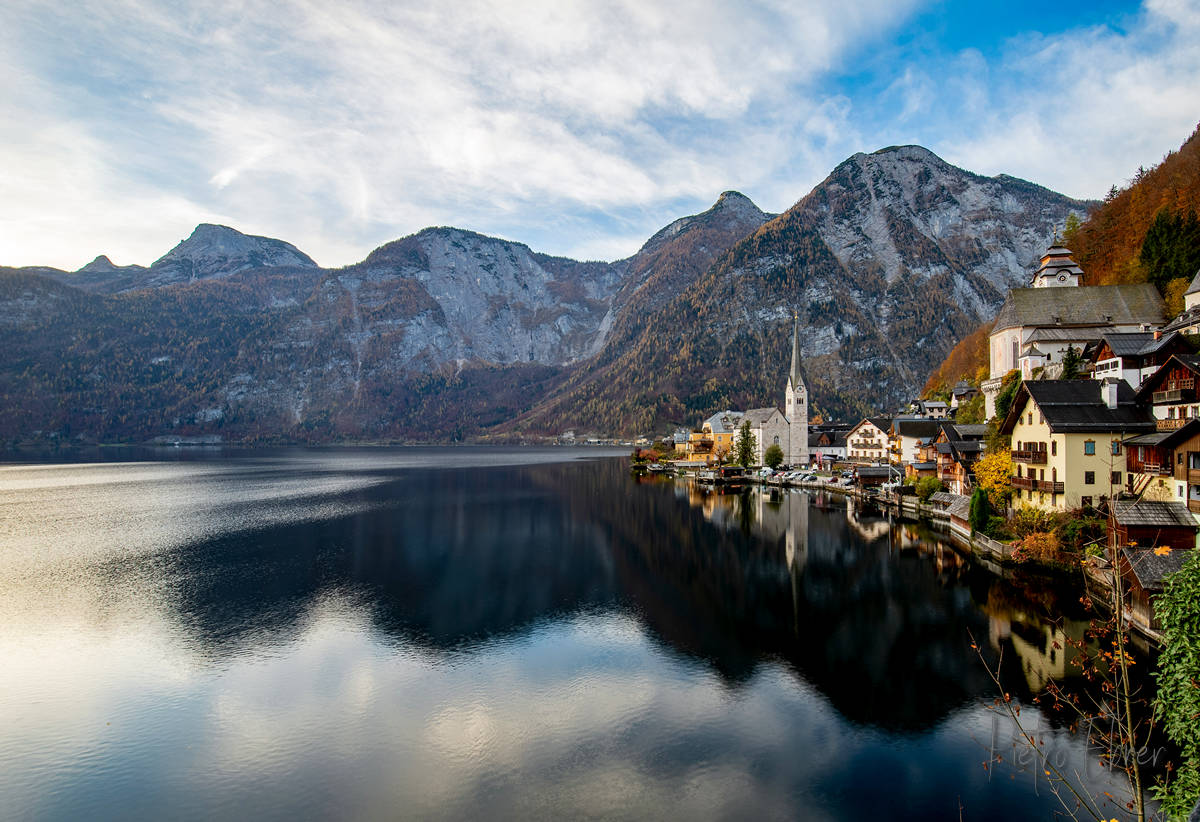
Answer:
785, 314, 809, 467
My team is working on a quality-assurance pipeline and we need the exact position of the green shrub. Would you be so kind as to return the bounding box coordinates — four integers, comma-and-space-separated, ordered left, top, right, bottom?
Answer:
915, 476, 944, 503
1153, 549, 1200, 817
969, 487, 990, 534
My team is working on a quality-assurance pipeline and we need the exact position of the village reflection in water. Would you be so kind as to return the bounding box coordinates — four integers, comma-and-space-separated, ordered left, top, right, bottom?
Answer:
1, 454, 1134, 821
670, 476, 1095, 705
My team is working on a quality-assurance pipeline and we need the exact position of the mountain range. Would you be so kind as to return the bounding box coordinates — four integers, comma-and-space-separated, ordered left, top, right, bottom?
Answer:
0, 145, 1088, 444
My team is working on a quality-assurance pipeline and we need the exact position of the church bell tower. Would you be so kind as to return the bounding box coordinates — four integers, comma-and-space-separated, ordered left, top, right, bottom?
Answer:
785, 314, 809, 467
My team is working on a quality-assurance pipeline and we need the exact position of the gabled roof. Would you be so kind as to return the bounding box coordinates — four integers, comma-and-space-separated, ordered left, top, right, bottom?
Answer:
743, 407, 784, 426
893, 418, 940, 438
1185, 266, 1200, 297
948, 423, 988, 440
1134, 354, 1200, 402
1112, 500, 1197, 529
946, 496, 972, 521
1125, 419, 1200, 449
1120, 547, 1192, 592
850, 417, 892, 437
929, 491, 955, 506
992, 284, 1165, 333
1099, 331, 1156, 357
1099, 330, 1184, 359
1000, 379, 1156, 435
1163, 305, 1200, 333
1024, 326, 1109, 344
703, 410, 744, 433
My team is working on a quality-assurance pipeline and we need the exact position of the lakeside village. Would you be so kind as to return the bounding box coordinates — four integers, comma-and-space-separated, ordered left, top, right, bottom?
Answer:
632, 243, 1200, 647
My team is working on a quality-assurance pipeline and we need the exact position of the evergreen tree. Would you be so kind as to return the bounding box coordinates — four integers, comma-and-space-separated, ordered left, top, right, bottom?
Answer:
968, 486, 990, 534
733, 420, 757, 467
1061, 344, 1082, 379
1141, 207, 1200, 293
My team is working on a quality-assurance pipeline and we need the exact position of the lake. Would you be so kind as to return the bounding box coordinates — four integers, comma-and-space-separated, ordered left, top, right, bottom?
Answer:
0, 448, 1141, 820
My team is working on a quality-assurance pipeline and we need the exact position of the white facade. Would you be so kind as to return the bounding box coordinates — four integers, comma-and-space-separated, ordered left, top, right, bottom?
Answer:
847, 419, 890, 464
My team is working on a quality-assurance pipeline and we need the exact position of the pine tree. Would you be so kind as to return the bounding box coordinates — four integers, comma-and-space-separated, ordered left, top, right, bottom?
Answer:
734, 420, 757, 467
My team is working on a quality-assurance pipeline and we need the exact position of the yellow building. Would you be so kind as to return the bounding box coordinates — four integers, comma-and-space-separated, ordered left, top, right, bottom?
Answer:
1000, 379, 1156, 510
682, 410, 744, 464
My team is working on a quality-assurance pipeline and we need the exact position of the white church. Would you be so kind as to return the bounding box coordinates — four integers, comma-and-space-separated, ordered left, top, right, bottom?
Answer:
741, 316, 810, 466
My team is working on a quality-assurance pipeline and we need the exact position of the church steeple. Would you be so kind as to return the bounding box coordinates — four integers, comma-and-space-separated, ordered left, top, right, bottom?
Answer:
788, 312, 804, 391
785, 313, 809, 466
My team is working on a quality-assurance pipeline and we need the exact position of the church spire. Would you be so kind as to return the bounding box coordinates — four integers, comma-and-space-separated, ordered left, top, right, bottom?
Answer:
789, 311, 804, 389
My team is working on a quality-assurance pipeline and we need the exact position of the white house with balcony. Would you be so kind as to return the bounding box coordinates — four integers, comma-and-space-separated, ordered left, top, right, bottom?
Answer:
981, 244, 1166, 418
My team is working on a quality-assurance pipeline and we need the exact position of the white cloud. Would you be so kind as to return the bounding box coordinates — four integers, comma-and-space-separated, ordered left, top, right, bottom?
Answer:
932, 4, 1200, 200
0, 0, 918, 269
1, 0, 1194, 270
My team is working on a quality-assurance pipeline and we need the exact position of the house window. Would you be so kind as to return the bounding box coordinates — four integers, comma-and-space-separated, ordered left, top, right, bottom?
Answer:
1028, 412, 1033, 425
1111, 441, 1121, 456
1179, 453, 1184, 465
1039, 411, 1044, 424
1084, 471, 1095, 485
1051, 441, 1057, 456
1112, 471, 1121, 485
773, 435, 780, 445
1084, 440, 1095, 456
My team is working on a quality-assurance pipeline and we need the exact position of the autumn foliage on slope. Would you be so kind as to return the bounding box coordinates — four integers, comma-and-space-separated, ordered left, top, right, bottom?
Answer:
922, 121, 1200, 397
1067, 121, 1200, 286
922, 322, 991, 395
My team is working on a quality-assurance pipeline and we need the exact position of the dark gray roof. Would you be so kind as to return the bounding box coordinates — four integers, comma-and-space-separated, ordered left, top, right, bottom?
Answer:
1124, 431, 1175, 446
993, 284, 1165, 333
929, 491, 955, 505
1163, 305, 1200, 333
1112, 500, 1197, 528
868, 416, 893, 432
1121, 547, 1192, 591
1025, 326, 1108, 344
936, 442, 954, 454
1185, 266, 1200, 297
948, 424, 988, 439
857, 466, 895, 477
743, 407, 783, 426
1100, 330, 1182, 359
909, 461, 936, 470
946, 496, 972, 520
894, 419, 940, 438
1101, 332, 1156, 357
1002, 379, 1156, 435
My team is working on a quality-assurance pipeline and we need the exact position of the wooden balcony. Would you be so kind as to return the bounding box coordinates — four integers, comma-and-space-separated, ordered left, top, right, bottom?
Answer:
1011, 476, 1064, 493
1012, 449, 1048, 465
1157, 418, 1188, 431
1153, 380, 1195, 404
1188, 469, 1200, 484
1189, 500, 1200, 515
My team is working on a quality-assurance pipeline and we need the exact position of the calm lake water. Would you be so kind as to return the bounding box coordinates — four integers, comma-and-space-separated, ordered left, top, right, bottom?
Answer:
0, 448, 1140, 820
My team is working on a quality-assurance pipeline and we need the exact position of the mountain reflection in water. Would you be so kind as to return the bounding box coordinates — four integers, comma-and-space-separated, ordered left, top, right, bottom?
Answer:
0, 451, 1131, 821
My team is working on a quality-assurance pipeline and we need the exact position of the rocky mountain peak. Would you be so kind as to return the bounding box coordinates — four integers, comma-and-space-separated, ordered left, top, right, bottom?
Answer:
153, 223, 317, 273
77, 255, 118, 273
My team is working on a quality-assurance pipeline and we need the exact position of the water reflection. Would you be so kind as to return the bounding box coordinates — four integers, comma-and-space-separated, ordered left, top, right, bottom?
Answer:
0, 453, 1134, 820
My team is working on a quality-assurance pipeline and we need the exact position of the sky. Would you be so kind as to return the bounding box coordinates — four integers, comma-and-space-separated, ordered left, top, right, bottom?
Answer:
1, 0, 1198, 270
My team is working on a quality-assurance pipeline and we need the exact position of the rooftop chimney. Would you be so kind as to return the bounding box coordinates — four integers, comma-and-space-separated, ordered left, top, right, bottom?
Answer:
1102, 378, 1119, 410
